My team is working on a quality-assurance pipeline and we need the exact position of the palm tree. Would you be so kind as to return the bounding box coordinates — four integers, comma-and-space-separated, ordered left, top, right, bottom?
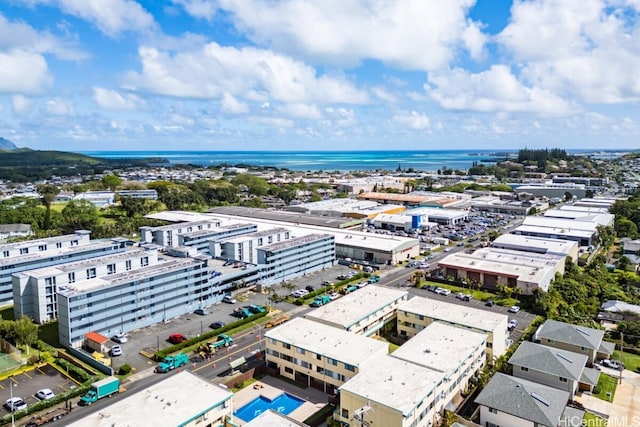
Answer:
36, 184, 60, 230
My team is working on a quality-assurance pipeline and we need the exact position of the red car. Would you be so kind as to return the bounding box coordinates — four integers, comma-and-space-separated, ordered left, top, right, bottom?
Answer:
168, 334, 187, 344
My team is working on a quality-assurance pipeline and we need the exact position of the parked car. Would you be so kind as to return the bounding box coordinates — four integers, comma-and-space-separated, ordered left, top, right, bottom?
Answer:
602, 359, 624, 370
291, 289, 309, 298
435, 288, 451, 296
508, 319, 519, 331
168, 334, 188, 344
222, 295, 237, 304
485, 300, 495, 307
35, 388, 55, 400
463, 294, 473, 301
508, 305, 521, 313
112, 332, 128, 343
210, 321, 226, 330
194, 308, 208, 315
4, 397, 27, 412
329, 292, 340, 300
455, 292, 466, 300
110, 345, 123, 357
305, 285, 315, 293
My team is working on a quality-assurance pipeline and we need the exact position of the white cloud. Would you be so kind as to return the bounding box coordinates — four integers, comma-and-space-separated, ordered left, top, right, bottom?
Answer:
277, 103, 322, 119
207, 0, 485, 71
0, 51, 51, 94
498, 0, 640, 103
124, 42, 368, 104
372, 87, 398, 103
325, 107, 356, 127
426, 66, 573, 114
12, 95, 32, 114
171, 0, 218, 20
93, 87, 145, 110
0, 14, 87, 61
23, 0, 156, 36
249, 116, 294, 128
220, 93, 249, 114
393, 110, 431, 130
45, 98, 75, 115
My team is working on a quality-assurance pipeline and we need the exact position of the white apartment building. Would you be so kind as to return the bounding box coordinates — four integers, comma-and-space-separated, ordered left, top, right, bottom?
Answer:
57, 254, 211, 347
13, 246, 159, 323
140, 220, 222, 248
67, 371, 233, 427
180, 222, 257, 254
304, 285, 408, 336
217, 228, 291, 264
337, 354, 445, 427
0, 231, 126, 305
265, 318, 388, 395
257, 234, 335, 284
390, 322, 486, 403
397, 297, 509, 360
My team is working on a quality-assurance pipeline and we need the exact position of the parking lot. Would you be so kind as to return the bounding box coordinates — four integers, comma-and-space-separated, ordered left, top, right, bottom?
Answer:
0, 364, 77, 413
107, 263, 358, 374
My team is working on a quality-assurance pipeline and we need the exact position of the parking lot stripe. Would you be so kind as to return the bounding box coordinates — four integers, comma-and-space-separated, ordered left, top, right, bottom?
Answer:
23, 371, 32, 379
37, 368, 47, 376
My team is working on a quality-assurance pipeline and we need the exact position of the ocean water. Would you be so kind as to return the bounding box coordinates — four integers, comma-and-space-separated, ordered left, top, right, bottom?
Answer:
81, 150, 507, 172
81, 149, 622, 172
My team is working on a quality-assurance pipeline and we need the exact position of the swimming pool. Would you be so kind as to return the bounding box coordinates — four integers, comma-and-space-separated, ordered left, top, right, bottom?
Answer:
234, 392, 305, 422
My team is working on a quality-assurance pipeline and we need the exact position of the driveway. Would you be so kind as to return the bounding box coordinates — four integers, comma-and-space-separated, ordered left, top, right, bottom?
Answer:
575, 368, 640, 424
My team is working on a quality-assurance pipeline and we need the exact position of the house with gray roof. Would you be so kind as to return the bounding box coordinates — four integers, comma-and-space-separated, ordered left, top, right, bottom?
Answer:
509, 341, 599, 394
598, 299, 640, 323
534, 319, 614, 364
475, 373, 581, 427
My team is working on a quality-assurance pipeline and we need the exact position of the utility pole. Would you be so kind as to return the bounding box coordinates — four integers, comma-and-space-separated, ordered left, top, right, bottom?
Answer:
619, 332, 624, 385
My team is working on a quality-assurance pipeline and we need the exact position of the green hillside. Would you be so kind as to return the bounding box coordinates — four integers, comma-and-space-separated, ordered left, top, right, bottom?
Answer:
0, 149, 167, 182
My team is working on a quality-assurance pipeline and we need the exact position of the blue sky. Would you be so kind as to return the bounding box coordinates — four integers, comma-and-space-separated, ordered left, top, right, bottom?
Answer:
1, 0, 639, 152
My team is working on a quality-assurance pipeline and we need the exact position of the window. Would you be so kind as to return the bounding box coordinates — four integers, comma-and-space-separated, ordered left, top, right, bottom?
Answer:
125, 260, 132, 271
86, 268, 96, 279
520, 366, 528, 372
316, 354, 322, 361
71, 239, 78, 246
107, 264, 116, 275
45, 277, 56, 286
38, 245, 47, 251
341, 409, 349, 419
20, 248, 28, 255
559, 377, 568, 382
488, 407, 498, 414
344, 363, 356, 372
56, 242, 62, 248
296, 347, 305, 355
258, 238, 263, 246
327, 358, 338, 366
2, 251, 7, 257
68, 272, 75, 283
284, 367, 293, 374
141, 257, 149, 267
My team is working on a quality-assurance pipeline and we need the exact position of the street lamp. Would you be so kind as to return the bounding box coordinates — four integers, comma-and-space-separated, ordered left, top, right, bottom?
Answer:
9, 378, 15, 427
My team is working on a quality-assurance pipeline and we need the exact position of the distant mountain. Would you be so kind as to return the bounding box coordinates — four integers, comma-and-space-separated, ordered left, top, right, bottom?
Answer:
0, 137, 17, 150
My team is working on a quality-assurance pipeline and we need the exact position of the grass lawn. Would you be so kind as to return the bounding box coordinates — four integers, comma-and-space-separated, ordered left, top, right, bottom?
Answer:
614, 349, 640, 373
420, 281, 495, 301
593, 373, 618, 402
583, 412, 607, 427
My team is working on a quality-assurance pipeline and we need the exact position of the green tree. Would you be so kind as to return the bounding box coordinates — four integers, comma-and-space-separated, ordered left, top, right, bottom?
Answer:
564, 191, 573, 202
13, 316, 39, 351
102, 174, 122, 191
61, 200, 99, 232
615, 217, 638, 238
119, 196, 149, 218
36, 184, 60, 230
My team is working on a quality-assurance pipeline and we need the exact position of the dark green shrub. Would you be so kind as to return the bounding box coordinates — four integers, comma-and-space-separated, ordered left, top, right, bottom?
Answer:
118, 364, 132, 375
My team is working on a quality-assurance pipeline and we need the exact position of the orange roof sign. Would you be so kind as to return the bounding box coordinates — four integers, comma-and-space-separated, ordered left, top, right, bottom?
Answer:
85, 331, 109, 344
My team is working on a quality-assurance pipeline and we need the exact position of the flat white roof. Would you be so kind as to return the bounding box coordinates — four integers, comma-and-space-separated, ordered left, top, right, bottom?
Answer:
66, 371, 232, 427
391, 322, 486, 376
243, 410, 307, 426
339, 354, 444, 416
492, 234, 577, 255
522, 216, 598, 232
0, 240, 119, 267
206, 212, 417, 253
17, 248, 152, 278
406, 207, 469, 219
514, 225, 594, 239
144, 210, 218, 223
437, 252, 555, 283
304, 286, 408, 330
559, 205, 610, 214
398, 296, 508, 333
58, 258, 201, 296
265, 318, 387, 367
471, 248, 564, 267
